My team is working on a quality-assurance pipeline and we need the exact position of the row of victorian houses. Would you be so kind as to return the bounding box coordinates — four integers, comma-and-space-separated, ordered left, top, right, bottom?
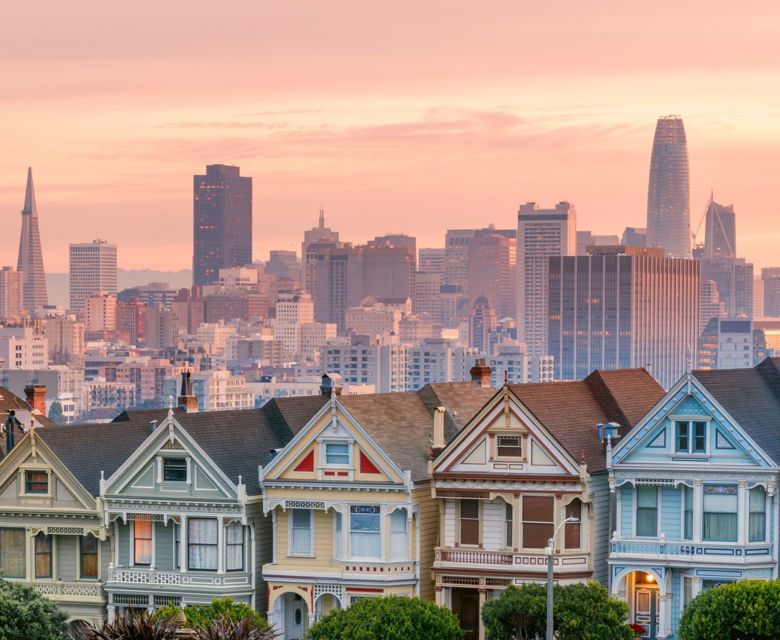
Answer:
2, 359, 780, 640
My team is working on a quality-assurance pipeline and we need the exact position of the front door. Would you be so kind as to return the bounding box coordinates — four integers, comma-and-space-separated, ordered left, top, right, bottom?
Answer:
451, 588, 480, 640
634, 587, 659, 639
284, 593, 307, 640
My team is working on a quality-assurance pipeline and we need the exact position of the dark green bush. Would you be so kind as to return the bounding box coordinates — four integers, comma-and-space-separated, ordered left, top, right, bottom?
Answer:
0, 578, 70, 640
679, 580, 780, 640
306, 596, 463, 640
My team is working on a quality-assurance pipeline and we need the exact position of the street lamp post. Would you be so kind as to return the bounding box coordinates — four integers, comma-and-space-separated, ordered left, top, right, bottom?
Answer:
546, 516, 579, 640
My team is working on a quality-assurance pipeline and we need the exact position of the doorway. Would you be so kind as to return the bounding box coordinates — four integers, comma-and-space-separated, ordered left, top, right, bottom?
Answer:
451, 588, 480, 640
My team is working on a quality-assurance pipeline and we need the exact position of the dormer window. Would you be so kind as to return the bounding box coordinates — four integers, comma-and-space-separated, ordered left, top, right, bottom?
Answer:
325, 443, 350, 466
163, 458, 188, 482
496, 435, 523, 458
25, 471, 49, 494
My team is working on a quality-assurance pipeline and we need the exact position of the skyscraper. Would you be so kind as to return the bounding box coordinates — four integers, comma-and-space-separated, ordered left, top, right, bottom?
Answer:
646, 116, 691, 258
193, 164, 252, 287
0, 267, 24, 322
762, 268, 780, 317
703, 196, 736, 259
301, 208, 340, 293
69, 239, 118, 314
467, 231, 516, 319
517, 201, 576, 356
16, 168, 48, 311
548, 246, 699, 388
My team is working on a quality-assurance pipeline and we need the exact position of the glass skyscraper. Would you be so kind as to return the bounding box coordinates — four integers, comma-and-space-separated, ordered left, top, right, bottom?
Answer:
193, 164, 252, 287
646, 116, 691, 258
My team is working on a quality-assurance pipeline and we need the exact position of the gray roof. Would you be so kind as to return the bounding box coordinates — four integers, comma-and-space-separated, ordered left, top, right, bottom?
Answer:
693, 358, 780, 465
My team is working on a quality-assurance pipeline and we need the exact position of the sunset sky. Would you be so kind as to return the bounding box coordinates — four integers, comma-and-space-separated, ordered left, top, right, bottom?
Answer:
2, 1, 780, 272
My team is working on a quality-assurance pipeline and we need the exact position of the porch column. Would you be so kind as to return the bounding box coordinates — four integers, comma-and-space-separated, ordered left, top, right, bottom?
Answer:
107, 605, 116, 623
478, 588, 487, 640
659, 590, 672, 637
693, 481, 703, 543
26, 528, 35, 579
180, 516, 188, 572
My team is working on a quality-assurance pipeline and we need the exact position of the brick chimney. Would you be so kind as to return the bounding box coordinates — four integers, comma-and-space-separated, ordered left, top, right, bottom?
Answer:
470, 358, 492, 388
24, 384, 47, 416
177, 370, 199, 413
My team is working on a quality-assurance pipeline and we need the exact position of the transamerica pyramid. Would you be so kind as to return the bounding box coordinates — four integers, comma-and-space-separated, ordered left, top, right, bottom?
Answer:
16, 167, 48, 311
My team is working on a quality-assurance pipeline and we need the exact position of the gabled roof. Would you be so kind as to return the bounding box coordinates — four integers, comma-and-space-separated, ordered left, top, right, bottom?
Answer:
419, 382, 496, 438
38, 396, 330, 497
509, 369, 664, 473
692, 358, 780, 466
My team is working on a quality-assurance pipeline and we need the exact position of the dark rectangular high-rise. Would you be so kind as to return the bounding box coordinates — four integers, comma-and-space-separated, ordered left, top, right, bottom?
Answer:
193, 164, 252, 287
548, 246, 699, 389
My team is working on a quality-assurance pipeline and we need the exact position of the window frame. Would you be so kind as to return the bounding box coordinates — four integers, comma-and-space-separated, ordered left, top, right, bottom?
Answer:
521, 495, 555, 550
702, 484, 738, 543
635, 486, 659, 538
162, 457, 188, 482
459, 499, 480, 546
682, 485, 694, 541
749, 485, 767, 543
225, 522, 244, 572
505, 502, 513, 548
187, 517, 219, 571
80, 535, 99, 580
289, 509, 314, 557
495, 434, 523, 459
323, 442, 351, 467
564, 499, 582, 550
674, 419, 709, 455
24, 470, 50, 495
0, 528, 26, 578
133, 519, 154, 567
349, 505, 382, 559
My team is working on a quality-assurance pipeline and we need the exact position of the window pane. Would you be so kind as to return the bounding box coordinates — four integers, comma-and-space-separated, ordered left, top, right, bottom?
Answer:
0, 529, 26, 578
523, 496, 554, 522
636, 486, 657, 537
683, 486, 693, 540
564, 500, 581, 549
523, 522, 553, 549
390, 509, 408, 560
326, 443, 350, 465
291, 510, 312, 555
188, 518, 218, 570
749, 487, 766, 542
226, 523, 243, 571
703, 486, 737, 542
460, 499, 479, 519
163, 458, 187, 482
81, 536, 99, 579
35, 533, 52, 578
134, 520, 153, 565
505, 503, 513, 548
496, 435, 523, 457
26, 471, 48, 493
334, 512, 343, 558
676, 421, 689, 452
460, 500, 480, 545
693, 422, 707, 453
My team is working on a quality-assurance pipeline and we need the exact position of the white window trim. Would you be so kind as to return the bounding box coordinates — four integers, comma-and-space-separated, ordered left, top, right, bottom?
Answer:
348, 504, 384, 561
319, 439, 353, 469
18, 466, 52, 498
129, 520, 155, 568
288, 509, 314, 558
670, 416, 711, 456
633, 485, 662, 539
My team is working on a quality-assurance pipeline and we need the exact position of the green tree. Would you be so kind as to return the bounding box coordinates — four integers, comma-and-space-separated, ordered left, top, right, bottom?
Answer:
47, 401, 65, 425
306, 596, 463, 640
155, 597, 269, 630
679, 580, 780, 640
0, 578, 70, 640
482, 583, 634, 640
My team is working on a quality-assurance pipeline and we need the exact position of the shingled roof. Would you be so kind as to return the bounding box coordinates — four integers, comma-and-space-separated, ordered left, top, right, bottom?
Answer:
509, 368, 664, 473
692, 358, 780, 465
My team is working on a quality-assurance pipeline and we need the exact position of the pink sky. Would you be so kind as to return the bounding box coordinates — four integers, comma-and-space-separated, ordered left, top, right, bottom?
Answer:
2, 1, 780, 272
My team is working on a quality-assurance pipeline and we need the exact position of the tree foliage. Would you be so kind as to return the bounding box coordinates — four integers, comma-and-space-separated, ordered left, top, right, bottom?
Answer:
482, 582, 634, 640
75, 611, 178, 639
306, 596, 463, 640
47, 401, 65, 425
0, 578, 70, 640
155, 597, 269, 630
679, 580, 780, 640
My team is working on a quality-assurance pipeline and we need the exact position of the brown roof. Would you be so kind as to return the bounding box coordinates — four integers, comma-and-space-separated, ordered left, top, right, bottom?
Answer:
0, 386, 54, 457
509, 369, 664, 473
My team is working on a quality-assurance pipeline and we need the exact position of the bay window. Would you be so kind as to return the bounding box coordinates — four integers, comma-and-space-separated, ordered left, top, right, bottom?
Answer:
350, 505, 381, 558
522, 496, 554, 549
133, 520, 153, 566
390, 509, 408, 560
225, 523, 244, 571
0, 529, 25, 578
749, 486, 766, 542
459, 500, 480, 545
188, 518, 218, 570
80, 535, 99, 579
35, 532, 52, 578
636, 486, 658, 537
703, 485, 737, 542
290, 509, 313, 556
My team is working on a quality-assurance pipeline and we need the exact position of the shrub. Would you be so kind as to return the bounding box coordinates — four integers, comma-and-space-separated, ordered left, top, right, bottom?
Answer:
155, 598, 269, 631
0, 578, 70, 640
193, 617, 278, 640
482, 582, 634, 640
678, 580, 780, 640
306, 596, 463, 640
74, 610, 178, 639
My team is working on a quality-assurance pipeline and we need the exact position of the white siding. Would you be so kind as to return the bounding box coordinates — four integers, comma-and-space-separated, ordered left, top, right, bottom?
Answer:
444, 500, 456, 547
482, 501, 506, 550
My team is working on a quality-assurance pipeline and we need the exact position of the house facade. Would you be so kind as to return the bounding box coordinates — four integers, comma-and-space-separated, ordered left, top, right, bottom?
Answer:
432, 370, 664, 640
260, 381, 494, 640
608, 359, 780, 639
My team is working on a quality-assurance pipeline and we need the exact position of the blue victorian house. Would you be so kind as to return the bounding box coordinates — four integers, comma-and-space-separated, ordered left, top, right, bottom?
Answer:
608, 358, 780, 639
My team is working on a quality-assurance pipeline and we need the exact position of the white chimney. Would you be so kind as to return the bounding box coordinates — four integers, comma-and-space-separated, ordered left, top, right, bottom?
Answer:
433, 406, 446, 450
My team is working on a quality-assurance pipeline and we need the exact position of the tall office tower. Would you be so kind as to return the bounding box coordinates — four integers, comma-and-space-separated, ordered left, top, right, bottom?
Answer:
418, 248, 445, 274
621, 227, 647, 247
703, 196, 736, 259
517, 201, 576, 356
274, 291, 315, 355
361, 244, 416, 304
700, 257, 753, 318
16, 168, 48, 311
0, 267, 24, 321
468, 296, 497, 352
548, 246, 699, 388
265, 250, 300, 283
467, 232, 516, 319
413, 272, 442, 321
45, 314, 85, 367
443, 226, 515, 291
301, 208, 340, 293
646, 116, 691, 258
762, 268, 780, 317
193, 164, 252, 287
69, 239, 118, 314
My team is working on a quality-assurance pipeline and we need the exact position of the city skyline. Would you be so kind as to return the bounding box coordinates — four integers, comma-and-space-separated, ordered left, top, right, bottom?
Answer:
3, 2, 780, 272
